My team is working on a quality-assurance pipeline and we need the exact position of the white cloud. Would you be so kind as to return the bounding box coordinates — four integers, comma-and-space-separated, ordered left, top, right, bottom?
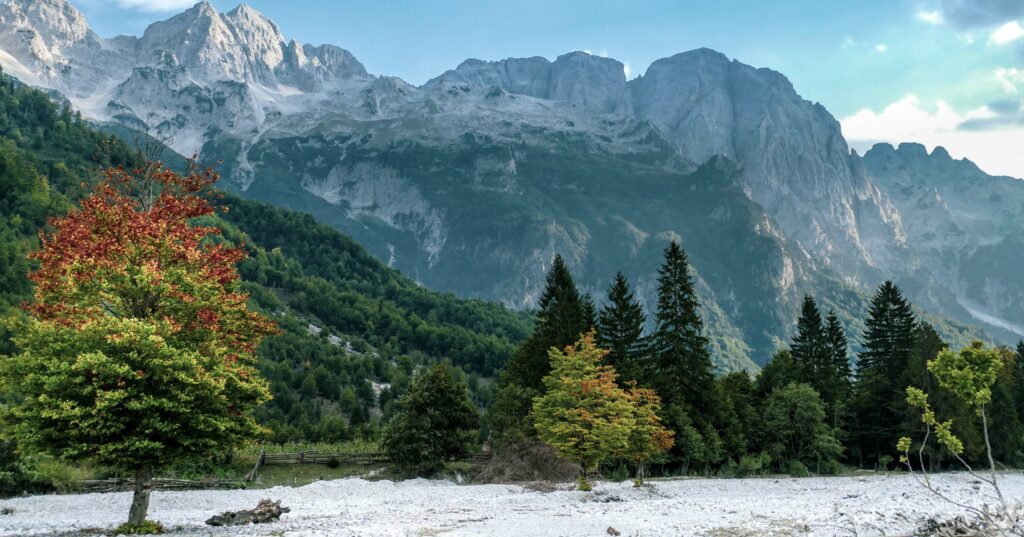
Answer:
623, 62, 633, 79
875, 43, 889, 52
989, 20, 1024, 45
916, 9, 944, 24
958, 33, 976, 45
841, 95, 1024, 178
996, 67, 1024, 94
841, 36, 856, 49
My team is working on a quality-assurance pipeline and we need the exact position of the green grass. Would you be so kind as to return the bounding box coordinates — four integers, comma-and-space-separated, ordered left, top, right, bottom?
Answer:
237, 440, 380, 457
245, 463, 373, 488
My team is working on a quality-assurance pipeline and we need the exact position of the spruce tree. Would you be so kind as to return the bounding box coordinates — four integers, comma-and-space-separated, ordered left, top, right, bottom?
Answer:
502, 254, 587, 391
490, 254, 588, 439
382, 364, 479, 474
823, 309, 852, 426
648, 241, 716, 464
850, 280, 917, 464
790, 295, 829, 385
825, 310, 850, 382
649, 242, 713, 404
582, 292, 597, 334
597, 272, 647, 384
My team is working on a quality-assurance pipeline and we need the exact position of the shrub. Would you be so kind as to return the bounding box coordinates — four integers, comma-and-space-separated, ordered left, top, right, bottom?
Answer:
786, 460, 809, 477
736, 452, 771, 477
112, 520, 164, 535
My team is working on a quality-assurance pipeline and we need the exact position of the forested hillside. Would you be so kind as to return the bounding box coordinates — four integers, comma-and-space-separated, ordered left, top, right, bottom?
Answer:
0, 69, 531, 442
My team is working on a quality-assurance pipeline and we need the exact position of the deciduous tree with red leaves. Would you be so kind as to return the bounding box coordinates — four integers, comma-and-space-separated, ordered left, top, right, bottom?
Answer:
1, 162, 275, 529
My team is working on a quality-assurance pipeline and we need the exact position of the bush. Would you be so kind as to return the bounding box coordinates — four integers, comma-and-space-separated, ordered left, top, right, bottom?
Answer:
112, 520, 164, 535
818, 459, 842, 475
786, 460, 809, 477
735, 452, 771, 477
325, 457, 341, 469
33, 459, 92, 493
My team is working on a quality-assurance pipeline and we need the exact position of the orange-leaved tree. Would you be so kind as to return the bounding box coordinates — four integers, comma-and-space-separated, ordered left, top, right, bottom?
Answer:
1, 162, 275, 529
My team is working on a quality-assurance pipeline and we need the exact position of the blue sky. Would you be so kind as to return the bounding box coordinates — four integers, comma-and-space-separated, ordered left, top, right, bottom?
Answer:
74, 0, 1024, 177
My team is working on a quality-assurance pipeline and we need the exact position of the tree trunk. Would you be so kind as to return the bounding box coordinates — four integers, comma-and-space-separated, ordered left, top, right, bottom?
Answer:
128, 466, 153, 526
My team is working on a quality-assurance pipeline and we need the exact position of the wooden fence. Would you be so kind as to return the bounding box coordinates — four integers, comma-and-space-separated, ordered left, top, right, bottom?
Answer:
76, 477, 245, 493
73, 451, 492, 492
256, 450, 491, 467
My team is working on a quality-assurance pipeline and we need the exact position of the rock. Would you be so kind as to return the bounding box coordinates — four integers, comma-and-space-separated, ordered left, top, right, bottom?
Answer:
206, 499, 290, 526
607, 527, 621, 536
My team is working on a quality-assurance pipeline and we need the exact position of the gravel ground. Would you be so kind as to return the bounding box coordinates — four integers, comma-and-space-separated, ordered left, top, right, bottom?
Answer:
0, 473, 1020, 536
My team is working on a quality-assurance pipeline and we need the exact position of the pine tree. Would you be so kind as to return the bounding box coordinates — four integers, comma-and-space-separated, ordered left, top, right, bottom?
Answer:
823, 309, 852, 427
850, 281, 917, 464
582, 292, 597, 333
647, 241, 716, 463
597, 272, 647, 384
501, 254, 587, 392
491, 254, 588, 439
535, 254, 588, 349
382, 364, 479, 474
790, 295, 829, 385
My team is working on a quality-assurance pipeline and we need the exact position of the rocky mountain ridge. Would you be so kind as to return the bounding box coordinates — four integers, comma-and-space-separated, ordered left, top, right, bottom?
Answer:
0, 0, 1017, 368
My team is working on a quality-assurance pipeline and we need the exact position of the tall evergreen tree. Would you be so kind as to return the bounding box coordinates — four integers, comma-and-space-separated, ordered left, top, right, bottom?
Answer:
1013, 341, 1024, 429
581, 292, 597, 334
597, 272, 647, 384
534, 254, 588, 350
850, 280, 917, 464
490, 254, 588, 438
790, 295, 829, 385
647, 241, 718, 465
825, 309, 850, 383
823, 309, 852, 427
649, 241, 713, 406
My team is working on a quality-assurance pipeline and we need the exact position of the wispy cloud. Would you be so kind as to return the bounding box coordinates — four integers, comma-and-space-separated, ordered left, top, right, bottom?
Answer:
996, 67, 1024, 93
841, 94, 1024, 177
941, 0, 1024, 29
916, 9, 944, 24
989, 20, 1024, 45
874, 43, 889, 52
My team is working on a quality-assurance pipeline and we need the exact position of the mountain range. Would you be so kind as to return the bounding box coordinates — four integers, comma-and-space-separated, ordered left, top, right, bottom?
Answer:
1, 0, 1020, 369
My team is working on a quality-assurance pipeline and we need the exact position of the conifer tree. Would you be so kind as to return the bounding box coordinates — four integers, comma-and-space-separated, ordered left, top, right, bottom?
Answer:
597, 272, 647, 384
647, 241, 716, 463
851, 281, 917, 464
491, 254, 588, 438
582, 292, 597, 334
823, 309, 851, 426
790, 295, 829, 385
382, 363, 479, 474
501, 254, 587, 392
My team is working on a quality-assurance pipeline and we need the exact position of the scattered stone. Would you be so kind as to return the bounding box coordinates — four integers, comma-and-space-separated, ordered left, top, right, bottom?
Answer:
206, 499, 290, 526
0, 508, 11, 516
607, 526, 621, 536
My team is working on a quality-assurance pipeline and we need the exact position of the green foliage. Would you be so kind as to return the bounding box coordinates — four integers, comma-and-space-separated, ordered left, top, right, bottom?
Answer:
493, 255, 588, 439
851, 281, 917, 463
647, 241, 717, 465
929, 341, 1002, 411
597, 272, 647, 384
381, 364, 479, 475
531, 334, 635, 489
763, 383, 843, 470
112, 520, 165, 535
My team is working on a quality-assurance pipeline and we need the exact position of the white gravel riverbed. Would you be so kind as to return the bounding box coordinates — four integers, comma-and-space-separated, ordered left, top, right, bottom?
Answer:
0, 473, 1020, 536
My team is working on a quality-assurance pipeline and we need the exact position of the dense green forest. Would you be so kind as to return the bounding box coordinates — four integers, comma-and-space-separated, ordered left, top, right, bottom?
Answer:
0, 70, 531, 448
491, 246, 1024, 475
